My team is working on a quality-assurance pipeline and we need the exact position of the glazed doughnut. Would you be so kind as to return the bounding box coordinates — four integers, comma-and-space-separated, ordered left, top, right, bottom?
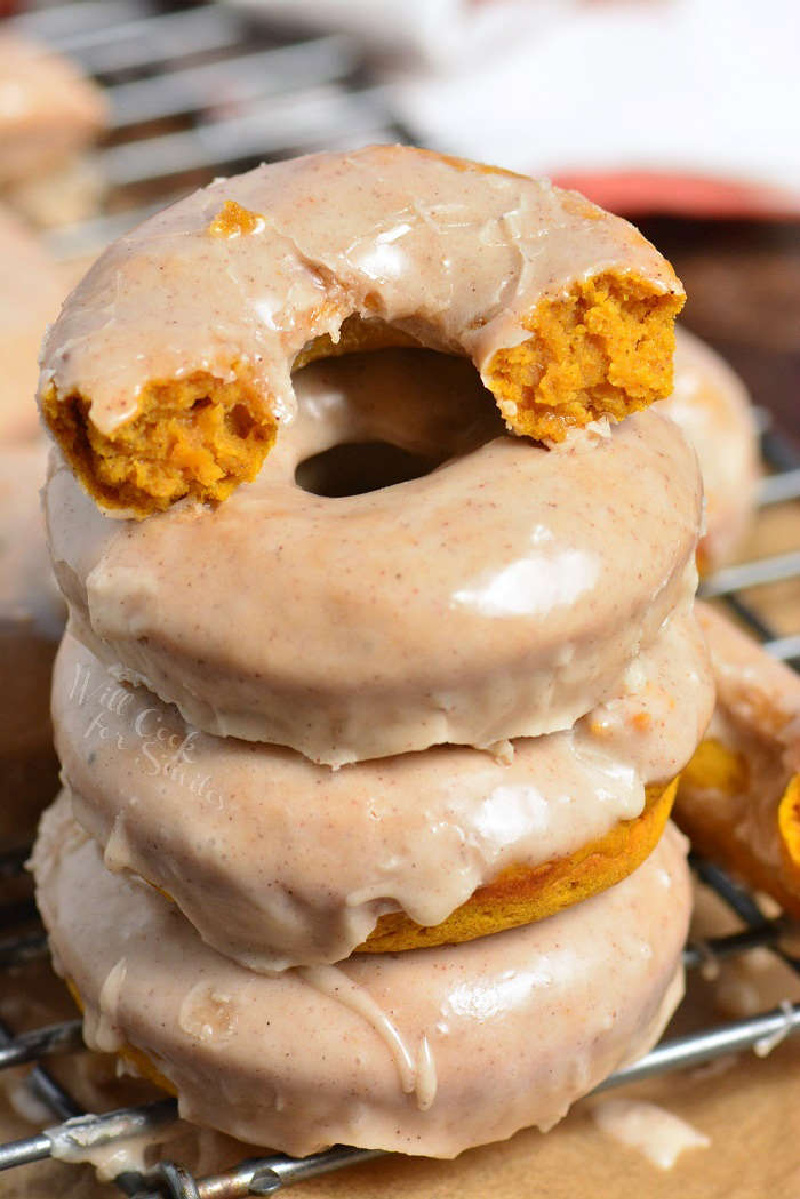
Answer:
0, 35, 105, 226
675, 603, 800, 915
46, 350, 702, 765
0, 204, 66, 441
53, 613, 711, 968
657, 327, 759, 572
0, 443, 64, 839
38, 145, 685, 516
32, 794, 690, 1158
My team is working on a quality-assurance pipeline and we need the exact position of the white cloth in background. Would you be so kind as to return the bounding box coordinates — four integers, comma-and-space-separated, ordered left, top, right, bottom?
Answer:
229, 0, 575, 70
230, 0, 800, 211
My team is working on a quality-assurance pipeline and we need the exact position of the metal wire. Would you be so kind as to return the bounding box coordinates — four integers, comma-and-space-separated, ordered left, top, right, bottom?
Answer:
0, 2, 798, 1196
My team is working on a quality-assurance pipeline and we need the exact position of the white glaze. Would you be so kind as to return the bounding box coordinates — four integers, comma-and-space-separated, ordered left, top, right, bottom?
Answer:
590, 1098, 710, 1170
33, 797, 690, 1158
39, 145, 682, 438
54, 612, 711, 970
45, 350, 703, 764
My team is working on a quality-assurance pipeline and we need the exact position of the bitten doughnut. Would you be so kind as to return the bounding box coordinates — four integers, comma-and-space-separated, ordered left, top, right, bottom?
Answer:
33, 795, 690, 1158
657, 328, 759, 572
53, 614, 712, 968
47, 351, 702, 764
675, 603, 800, 914
38, 145, 685, 516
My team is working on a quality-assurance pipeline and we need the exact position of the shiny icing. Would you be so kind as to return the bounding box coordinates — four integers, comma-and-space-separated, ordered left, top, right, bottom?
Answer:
38, 145, 682, 438
0, 205, 65, 440
33, 797, 690, 1158
45, 352, 703, 764
55, 616, 711, 971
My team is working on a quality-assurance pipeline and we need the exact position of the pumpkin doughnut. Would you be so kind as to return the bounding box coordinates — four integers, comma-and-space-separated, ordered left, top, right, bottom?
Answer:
52, 607, 711, 969
46, 350, 702, 765
32, 795, 690, 1158
657, 328, 759, 572
675, 603, 800, 915
38, 145, 685, 517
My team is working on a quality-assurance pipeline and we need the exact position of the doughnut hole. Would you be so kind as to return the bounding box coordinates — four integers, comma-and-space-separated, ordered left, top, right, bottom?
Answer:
296, 441, 443, 499
41, 371, 276, 516
486, 273, 684, 442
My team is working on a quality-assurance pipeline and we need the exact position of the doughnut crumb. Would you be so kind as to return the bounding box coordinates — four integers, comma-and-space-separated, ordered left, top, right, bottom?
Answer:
207, 200, 265, 238
486, 272, 684, 442
41, 371, 276, 516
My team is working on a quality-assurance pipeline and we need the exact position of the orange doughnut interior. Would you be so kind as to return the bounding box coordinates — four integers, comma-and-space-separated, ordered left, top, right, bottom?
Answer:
133, 780, 676, 958
484, 273, 680, 445
358, 779, 677, 953
44, 265, 681, 519
676, 738, 800, 917
41, 371, 277, 515
45, 270, 679, 518
65, 780, 677, 1098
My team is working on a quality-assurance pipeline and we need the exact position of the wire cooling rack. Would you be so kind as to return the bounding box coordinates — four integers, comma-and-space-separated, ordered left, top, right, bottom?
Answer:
1, 1, 800, 1195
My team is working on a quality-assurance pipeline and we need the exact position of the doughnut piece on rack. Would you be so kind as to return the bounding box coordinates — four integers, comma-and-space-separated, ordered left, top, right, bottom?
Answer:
32, 795, 690, 1158
657, 328, 759, 572
46, 352, 702, 764
676, 603, 800, 915
39, 145, 685, 516
53, 612, 711, 968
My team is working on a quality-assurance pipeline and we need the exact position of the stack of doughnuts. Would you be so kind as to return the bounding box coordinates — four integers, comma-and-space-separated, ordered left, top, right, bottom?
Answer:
33, 147, 714, 1158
